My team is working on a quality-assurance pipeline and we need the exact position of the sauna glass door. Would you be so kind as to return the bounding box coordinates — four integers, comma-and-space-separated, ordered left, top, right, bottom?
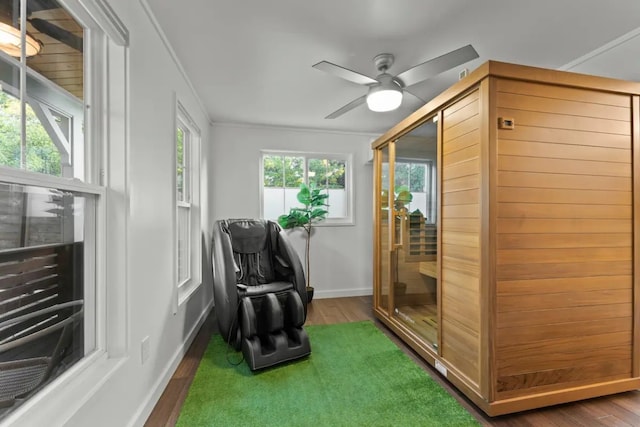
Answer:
390, 118, 439, 349
375, 145, 390, 313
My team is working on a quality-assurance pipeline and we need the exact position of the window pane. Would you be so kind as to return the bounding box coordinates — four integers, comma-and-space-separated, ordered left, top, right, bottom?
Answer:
26, 0, 84, 101
283, 156, 303, 188
409, 163, 425, 193
0, 58, 22, 170
0, 182, 94, 419
176, 127, 184, 201
177, 205, 190, 283
263, 155, 284, 187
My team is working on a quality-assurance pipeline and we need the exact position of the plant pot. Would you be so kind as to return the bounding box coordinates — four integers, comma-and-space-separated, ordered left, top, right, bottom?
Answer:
306, 286, 315, 303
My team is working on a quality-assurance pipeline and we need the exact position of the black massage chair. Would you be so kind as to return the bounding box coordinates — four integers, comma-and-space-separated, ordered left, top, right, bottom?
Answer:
212, 219, 311, 370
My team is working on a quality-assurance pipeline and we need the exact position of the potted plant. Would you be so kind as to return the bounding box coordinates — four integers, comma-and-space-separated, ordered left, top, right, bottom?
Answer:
277, 183, 329, 303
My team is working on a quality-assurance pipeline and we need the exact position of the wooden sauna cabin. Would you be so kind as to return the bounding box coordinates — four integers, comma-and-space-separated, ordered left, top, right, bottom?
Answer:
371, 60, 640, 416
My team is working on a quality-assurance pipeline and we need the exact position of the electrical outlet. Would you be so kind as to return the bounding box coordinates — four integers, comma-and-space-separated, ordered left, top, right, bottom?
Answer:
141, 336, 150, 364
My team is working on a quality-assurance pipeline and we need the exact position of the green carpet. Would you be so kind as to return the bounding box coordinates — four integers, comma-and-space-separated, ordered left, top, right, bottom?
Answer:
177, 321, 479, 427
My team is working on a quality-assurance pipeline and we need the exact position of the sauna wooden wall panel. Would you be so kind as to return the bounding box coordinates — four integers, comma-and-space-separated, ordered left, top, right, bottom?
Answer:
441, 89, 482, 386
494, 79, 633, 398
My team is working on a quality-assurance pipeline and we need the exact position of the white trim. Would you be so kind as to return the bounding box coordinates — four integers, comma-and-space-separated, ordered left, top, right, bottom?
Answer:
76, 0, 129, 46
0, 166, 104, 195
128, 300, 213, 427
213, 120, 382, 138
2, 348, 125, 426
559, 26, 640, 71
139, 0, 210, 122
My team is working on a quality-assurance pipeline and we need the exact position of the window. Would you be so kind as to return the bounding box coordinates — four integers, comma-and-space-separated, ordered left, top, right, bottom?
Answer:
175, 102, 201, 304
0, 0, 98, 420
261, 152, 353, 225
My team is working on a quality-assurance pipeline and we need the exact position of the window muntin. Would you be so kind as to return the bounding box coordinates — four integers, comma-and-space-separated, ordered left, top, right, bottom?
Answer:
262, 152, 352, 224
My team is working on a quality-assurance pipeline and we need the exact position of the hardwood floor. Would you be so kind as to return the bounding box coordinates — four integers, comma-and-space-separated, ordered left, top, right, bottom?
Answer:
145, 296, 640, 427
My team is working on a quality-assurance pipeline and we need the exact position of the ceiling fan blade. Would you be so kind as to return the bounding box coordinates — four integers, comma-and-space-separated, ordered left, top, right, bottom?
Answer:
403, 89, 426, 104
325, 94, 367, 119
29, 18, 83, 52
396, 44, 479, 88
313, 61, 378, 85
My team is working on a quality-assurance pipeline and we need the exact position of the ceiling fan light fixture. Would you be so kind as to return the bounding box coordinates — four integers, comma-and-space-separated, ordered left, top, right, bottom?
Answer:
366, 83, 402, 112
0, 21, 42, 57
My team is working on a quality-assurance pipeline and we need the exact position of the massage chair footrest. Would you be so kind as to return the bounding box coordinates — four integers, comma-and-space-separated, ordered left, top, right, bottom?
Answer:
242, 327, 311, 371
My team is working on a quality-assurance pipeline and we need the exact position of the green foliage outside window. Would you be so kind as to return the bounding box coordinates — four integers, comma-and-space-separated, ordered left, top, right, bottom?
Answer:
0, 92, 61, 176
263, 155, 304, 188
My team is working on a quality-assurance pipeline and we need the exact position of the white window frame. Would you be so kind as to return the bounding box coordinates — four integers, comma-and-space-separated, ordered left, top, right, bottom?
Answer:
260, 150, 354, 226
174, 99, 202, 308
1, 0, 131, 425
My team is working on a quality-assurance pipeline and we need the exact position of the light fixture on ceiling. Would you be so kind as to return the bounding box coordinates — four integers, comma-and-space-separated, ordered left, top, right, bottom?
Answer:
0, 10, 42, 58
366, 74, 403, 112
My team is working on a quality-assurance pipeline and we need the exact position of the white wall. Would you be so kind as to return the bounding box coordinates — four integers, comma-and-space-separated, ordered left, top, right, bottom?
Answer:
6, 1, 214, 426
211, 123, 375, 298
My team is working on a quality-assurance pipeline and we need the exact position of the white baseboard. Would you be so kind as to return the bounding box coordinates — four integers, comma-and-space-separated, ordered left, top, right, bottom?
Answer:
314, 287, 372, 299
128, 299, 214, 427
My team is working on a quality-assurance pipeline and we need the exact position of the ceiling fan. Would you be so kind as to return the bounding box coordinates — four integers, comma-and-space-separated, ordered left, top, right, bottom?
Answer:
313, 44, 479, 119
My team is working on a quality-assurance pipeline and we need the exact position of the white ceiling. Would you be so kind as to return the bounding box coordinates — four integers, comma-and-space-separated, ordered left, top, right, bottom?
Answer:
145, 0, 640, 134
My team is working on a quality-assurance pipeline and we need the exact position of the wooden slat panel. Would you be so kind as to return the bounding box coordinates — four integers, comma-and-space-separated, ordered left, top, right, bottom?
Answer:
497, 247, 632, 265
498, 155, 632, 177
496, 78, 631, 107
0, 254, 57, 275
441, 90, 482, 387
498, 303, 631, 328
498, 170, 631, 191
443, 292, 480, 333
0, 286, 59, 315
497, 187, 631, 205
442, 158, 480, 180
497, 218, 631, 234
497, 125, 631, 150
442, 143, 480, 166
497, 333, 631, 371
443, 100, 479, 130
441, 189, 479, 205
499, 139, 630, 163
496, 92, 630, 121
496, 260, 631, 280
497, 317, 632, 347
442, 204, 479, 219
0, 276, 59, 300
443, 244, 479, 263
442, 318, 479, 382
444, 89, 479, 118
441, 218, 481, 232
497, 360, 631, 394
442, 115, 480, 141
497, 203, 632, 219
497, 276, 632, 295
0, 268, 57, 289
442, 174, 480, 193
498, 289, 631, 312
497, 108, 630, 135
442, 231, 479, 247
442, 129, 480, 155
